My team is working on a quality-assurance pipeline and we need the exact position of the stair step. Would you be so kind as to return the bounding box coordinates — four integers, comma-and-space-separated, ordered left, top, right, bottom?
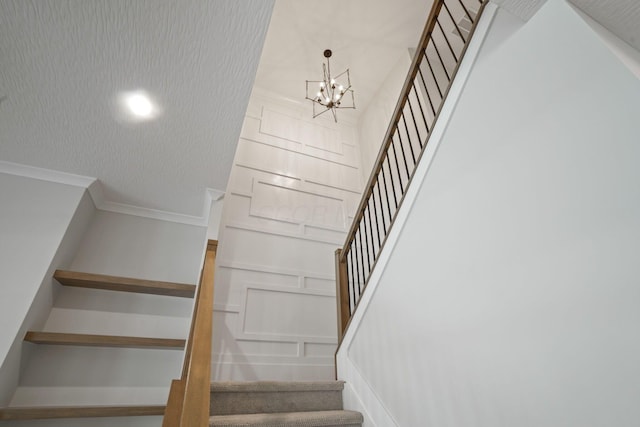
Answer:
0, 405, 166, 420
210, 381, 344, 416
54, 269, 196, 298
210, 410, 363, 427
24, 331, 185, 349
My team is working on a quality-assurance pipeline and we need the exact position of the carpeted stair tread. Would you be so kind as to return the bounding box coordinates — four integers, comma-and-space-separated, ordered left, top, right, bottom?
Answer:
210, 410, 363, 427
211, 381, 345, 393
210, 381, 344, 416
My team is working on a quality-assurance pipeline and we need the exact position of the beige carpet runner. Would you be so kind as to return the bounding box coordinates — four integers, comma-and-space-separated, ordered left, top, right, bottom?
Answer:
209, 381, 363, 427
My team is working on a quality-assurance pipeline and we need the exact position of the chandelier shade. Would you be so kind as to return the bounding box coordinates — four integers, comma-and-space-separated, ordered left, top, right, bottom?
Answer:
305, 49, 355, 122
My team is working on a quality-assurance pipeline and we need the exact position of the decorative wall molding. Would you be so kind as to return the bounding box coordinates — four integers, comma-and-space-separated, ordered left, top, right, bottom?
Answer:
250, 87, 359, 127
241, 116, 359, 167
239, 133, 358, 169
212, 353, 334, 365
216, 261, 334, 284
222, 222, 344, 247
213, 92, 360, 381
213, 303, 241, 313
211, 359, 335, 382
234, 137, 361, 194
236, 282, 336, 342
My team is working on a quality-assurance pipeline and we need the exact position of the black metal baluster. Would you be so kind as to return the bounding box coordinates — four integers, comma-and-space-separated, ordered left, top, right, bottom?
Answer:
437, 18, 459, 63
400, 112, 417, 166
386, 155, 399, 210
390, 134, 404, 194
412, 84, 430, 140
381, 159, 394, 225
444, 2, 466, 44
371, 185, 382, 250
457, 0, 474, 23
395, 132, 411, 187
364, 204, 374, 271
348, 245, 356, 313
376, 171, 388, 236
356, 225, 365, 296
406, 90, 423, 149
417, 63, 437, 118
424, 49, 444, 99
431, 35, 451, 81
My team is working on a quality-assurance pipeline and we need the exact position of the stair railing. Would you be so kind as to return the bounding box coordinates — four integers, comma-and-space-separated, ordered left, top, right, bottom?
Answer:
163, 240, 217, 427
335, 0, 487, 342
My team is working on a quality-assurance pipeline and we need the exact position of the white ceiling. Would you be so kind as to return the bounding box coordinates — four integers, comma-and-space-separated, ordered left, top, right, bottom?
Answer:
570, 0, 640, 51
0, 0, 273, 219
1, 0, 638, 222
494, 0, 640, 52
253, 0, 434, 122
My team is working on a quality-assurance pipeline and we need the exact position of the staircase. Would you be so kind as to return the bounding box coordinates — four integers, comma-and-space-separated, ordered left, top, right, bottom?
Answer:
210, 381, 362, 427
0, 269, 195, 422
0, 269, 363, 426
1, 380, 364, 425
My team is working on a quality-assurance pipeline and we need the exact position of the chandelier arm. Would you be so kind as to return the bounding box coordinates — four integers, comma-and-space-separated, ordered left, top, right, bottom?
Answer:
313, 106, 333, 118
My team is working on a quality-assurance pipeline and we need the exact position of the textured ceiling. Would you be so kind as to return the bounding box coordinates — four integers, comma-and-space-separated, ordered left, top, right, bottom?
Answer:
1, 0, 638, 221
0, 0, 273, 218
491, 0, 548, 21
570, 0, 640, 51
494, 0, 640, 53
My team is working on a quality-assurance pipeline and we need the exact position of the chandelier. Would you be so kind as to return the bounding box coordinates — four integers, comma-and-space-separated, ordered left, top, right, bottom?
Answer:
305, 49, 355, 122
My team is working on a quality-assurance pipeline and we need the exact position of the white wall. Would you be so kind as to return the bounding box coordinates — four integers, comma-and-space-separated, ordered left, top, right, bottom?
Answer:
5, 210, 207, 427
70, 210, 205, 283
339, 1, 640, 425
358, 52, 413, 177
571, 4, 640, 79
207, 197, 225, 240
0, 173, 93, 406
212, 89, 363, 380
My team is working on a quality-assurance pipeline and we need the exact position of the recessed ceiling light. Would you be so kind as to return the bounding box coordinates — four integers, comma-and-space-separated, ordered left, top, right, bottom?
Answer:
126, 93, 154, 118
116, 90, 161, 122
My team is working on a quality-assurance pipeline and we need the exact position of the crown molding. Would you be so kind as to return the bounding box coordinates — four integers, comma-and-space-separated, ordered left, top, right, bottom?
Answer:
0, 160, 223, 227
85, 184, 223, 227
0, 160, 97, 188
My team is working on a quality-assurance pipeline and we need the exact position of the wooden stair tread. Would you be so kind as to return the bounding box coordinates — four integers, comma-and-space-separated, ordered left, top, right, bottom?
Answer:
54, 269, 196, 298
24, 331, 185, 349
0, 405, 165, 420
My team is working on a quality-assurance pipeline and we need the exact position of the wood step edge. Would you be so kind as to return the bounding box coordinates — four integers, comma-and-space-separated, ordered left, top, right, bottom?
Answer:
24, 331, 185, 349
54, 269, 196, 298
0, 405, 166, 420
